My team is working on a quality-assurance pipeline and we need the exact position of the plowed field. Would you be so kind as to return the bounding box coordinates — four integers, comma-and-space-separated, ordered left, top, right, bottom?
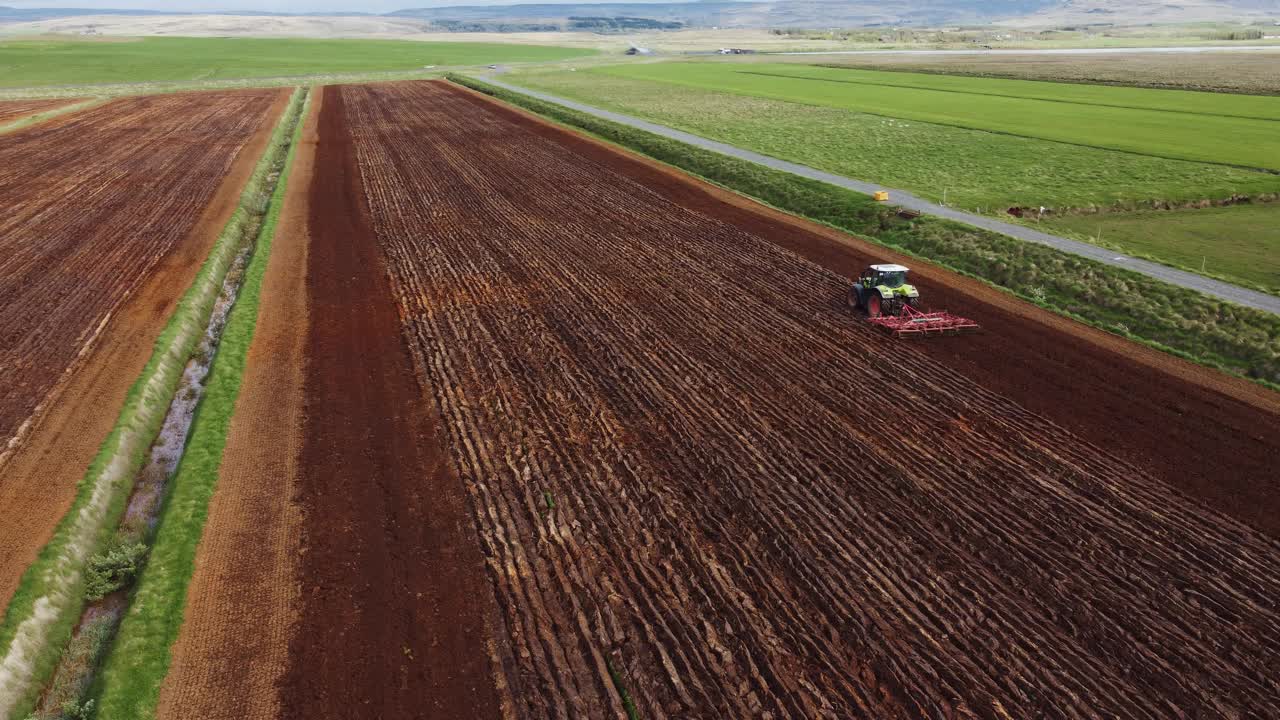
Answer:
0, 89, 281, 456
327, 80, 1280, 718
0, 98, 82, 126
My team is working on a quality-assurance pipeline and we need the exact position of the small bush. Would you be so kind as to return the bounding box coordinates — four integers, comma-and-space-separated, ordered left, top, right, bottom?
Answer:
61, 699, 94, 720
84, 543, 147, 602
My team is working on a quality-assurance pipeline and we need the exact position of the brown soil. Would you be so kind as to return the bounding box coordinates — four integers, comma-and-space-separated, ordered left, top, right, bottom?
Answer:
0, 97, 83, 126
155, 92, 319, 720
0, 89, 286, 457
328, 80, 1280, 718
0, 88, 289, 611
275, 84, 504, 719
457, 82, 1280, 539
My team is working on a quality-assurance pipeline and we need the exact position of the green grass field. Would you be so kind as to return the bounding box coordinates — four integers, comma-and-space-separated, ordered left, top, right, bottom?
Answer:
0, 37, 592, 88
597, 63, 1280, 171
512, 67, 1280, 211
1042, 204, 1280, 292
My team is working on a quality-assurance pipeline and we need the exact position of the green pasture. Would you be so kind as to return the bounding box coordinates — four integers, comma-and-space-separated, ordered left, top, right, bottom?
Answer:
764, 64, 1280, 120
512, 68, 1280, 211
596, 63, 1280, 171
1042, 204, 1280, 292
0, 37, 592, 88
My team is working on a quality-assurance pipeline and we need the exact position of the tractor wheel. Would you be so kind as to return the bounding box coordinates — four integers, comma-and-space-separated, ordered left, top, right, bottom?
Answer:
906, 297, 921, 312
866, 293, 882, 318
847, 286, 862, 310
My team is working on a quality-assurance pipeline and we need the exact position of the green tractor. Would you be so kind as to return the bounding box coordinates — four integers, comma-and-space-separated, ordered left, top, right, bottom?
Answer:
847, 264, 920, 318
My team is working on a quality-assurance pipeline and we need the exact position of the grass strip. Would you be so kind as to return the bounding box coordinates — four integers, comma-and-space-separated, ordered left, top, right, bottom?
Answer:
90, 87, 311, 720
450, 74, 1280, 390
0, 98, 103, 134
0, 87, 306, 720
605, 659, 641, 720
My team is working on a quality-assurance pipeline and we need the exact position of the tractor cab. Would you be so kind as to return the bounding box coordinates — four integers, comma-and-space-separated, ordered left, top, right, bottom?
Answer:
861, 264, 909, 290
851, 264, 919, 318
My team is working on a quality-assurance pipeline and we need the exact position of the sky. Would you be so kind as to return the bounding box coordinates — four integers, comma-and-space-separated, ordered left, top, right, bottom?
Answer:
1, 0, 681, 10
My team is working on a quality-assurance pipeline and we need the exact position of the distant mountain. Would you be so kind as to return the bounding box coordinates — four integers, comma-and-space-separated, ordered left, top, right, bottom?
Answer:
390, 0, 1063, 27
2, 0, 1277, 29
0, 7, 171, 22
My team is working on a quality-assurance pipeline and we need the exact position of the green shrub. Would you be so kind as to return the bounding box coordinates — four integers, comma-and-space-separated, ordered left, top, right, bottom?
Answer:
61, 699, 95, 720
84, 543, 147, 602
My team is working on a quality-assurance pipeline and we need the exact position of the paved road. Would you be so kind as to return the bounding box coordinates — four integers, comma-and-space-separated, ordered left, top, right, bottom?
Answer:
484, 77, 1280, 315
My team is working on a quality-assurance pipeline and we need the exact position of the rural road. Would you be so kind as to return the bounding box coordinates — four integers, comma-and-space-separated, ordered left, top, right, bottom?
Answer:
483, 77, 1280, 315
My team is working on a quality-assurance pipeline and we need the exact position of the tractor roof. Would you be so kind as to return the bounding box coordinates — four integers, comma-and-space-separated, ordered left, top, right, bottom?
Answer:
870, 264, 910, 273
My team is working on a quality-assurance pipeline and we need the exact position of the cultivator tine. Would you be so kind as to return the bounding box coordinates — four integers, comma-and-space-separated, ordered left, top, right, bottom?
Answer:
867, 305, 980, 336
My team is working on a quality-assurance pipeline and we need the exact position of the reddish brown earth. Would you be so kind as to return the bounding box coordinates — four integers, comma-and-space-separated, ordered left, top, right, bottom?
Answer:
0, 89, 284, 457
0, 97, 82, 126
276, 85, 504, 719
455, 83, 1280, 538
320, 80, 1280, 718
0, 88, 288, 610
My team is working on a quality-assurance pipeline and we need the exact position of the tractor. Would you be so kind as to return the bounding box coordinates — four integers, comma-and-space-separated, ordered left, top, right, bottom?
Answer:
848, 263, 919, 318
847, 264, 979, 336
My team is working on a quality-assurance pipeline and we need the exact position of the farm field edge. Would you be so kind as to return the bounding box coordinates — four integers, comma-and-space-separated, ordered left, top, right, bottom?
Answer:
273, 82, 506, 719
0, 87, 291, 616
0, 88, 299, 719
91, 87, 314, 720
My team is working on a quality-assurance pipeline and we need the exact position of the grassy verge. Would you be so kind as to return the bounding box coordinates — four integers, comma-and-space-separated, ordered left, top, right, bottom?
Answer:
90, 87, 310, 720
451, 74, 1280, 390
1036, 204, 1280, 295
0, 87, 306, 720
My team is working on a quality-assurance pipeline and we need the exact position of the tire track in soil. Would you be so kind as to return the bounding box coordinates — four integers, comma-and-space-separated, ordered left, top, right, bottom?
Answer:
337, 80, 1280, 719
276, 84, 504, 720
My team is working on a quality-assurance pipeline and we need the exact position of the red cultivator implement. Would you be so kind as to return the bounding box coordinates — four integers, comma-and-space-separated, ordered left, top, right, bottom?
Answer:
866, 303, 979, 336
